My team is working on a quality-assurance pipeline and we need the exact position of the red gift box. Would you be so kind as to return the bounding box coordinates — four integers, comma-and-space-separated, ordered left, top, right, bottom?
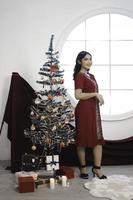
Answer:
18, 176, 35, 193
59, 166, 75, 179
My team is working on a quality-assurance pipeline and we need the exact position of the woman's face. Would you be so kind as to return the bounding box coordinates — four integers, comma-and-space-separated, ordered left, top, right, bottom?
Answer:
81, 54, 92, 71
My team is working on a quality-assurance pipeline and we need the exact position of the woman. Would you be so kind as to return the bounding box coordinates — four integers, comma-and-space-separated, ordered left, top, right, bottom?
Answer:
73, 51, 107, 179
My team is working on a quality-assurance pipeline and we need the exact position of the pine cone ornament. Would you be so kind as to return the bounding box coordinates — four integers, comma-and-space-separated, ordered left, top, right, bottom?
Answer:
50, 64, 59, 72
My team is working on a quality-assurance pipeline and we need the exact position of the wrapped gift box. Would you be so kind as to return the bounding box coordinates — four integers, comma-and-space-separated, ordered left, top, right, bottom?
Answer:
46, 155, 59, 171
57, 166, 75, 179
18, 176, 35, 193
15, 171, 38, 184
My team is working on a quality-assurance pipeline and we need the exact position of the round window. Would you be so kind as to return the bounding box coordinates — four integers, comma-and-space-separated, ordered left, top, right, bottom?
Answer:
60, 13, 133, 117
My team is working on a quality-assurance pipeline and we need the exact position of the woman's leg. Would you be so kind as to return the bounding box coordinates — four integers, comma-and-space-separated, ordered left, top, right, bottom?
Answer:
93, 144, 102, 166
92, 145, 106, 178
77, 146, 87, 174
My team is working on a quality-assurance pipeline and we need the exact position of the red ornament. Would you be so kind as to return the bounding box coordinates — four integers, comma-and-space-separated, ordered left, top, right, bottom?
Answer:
60, 79, 64, 84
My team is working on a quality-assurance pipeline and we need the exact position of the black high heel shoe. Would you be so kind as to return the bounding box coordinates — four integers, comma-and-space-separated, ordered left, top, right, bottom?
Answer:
79, 165, 89, 179
92, 166, 107, 179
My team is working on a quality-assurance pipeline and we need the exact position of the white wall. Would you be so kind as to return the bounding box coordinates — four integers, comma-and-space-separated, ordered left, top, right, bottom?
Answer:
0, 0, 133, 160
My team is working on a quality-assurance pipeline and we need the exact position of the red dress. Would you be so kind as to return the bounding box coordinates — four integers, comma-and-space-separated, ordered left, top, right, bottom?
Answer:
74, 72, 105, 147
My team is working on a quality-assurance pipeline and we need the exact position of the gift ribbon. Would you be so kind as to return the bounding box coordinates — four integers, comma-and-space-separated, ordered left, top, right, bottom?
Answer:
46, 155, 59, 167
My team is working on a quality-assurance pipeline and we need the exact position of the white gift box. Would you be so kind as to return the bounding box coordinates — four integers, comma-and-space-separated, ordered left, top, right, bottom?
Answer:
46, 155, 59, 171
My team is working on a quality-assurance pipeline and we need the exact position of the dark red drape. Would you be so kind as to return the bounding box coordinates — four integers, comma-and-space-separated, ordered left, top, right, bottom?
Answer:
60, 137, 133, 166
0, 72, 36, 172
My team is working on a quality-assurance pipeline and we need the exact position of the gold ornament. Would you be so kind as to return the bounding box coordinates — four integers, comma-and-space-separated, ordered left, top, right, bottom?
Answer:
40, 115, 46, 120
35, 97, 41, 104
50, 64, 59, 72
60, 142, 65, 148
31, 145, 36, 151
30, 124, 36, 130
30, 111, 34, 116
52, 125, 56, 131
48, 94, 53, 100
46, 138, 51, 144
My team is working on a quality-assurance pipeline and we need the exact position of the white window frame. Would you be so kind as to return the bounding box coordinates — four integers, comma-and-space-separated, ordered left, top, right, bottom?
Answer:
56, 7, 133, 121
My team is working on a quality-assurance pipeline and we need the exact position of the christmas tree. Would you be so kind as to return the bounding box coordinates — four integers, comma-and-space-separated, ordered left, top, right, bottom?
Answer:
24, 35, 75, 156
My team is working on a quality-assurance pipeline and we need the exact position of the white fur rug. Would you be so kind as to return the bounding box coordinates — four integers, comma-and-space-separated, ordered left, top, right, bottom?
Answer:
84, 175, 133, 200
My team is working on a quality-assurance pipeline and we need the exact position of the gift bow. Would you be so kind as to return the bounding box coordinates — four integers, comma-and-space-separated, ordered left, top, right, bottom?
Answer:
50, 160, 57, 166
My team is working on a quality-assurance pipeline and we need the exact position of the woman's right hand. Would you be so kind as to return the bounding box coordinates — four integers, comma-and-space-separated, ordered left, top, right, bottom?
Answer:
96, 93, 104, 106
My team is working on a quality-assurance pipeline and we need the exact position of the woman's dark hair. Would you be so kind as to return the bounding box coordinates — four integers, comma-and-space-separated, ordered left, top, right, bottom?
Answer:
73, 51, 92, 79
